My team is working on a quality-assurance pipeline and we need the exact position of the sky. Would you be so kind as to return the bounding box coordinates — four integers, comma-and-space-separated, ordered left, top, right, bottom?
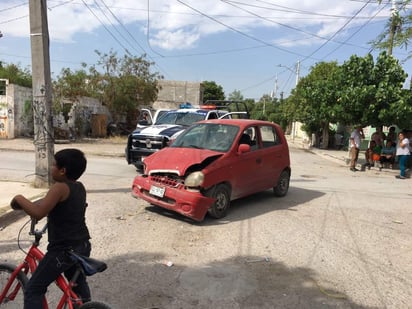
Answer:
0, 0, 410, 101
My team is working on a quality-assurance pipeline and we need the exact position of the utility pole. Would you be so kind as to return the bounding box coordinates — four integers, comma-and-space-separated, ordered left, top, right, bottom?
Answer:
295, 60, 300, 86
292, 60, 301, 141
388, 0, 399, 55
29, 0, 54, 188
272, 73, 278, 99
277, 61, 300, 140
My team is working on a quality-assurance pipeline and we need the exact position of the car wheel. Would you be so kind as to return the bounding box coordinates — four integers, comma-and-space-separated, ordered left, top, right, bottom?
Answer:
273, 170, 290, 197
206, 184, 231, 219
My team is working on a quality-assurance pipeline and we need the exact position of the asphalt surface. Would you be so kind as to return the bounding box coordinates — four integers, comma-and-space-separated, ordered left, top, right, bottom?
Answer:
0, 137, 400, 220
1, 137, 409, 308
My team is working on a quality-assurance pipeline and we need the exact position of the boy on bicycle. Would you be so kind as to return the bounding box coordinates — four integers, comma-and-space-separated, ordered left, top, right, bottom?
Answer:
11, 148, 92, 308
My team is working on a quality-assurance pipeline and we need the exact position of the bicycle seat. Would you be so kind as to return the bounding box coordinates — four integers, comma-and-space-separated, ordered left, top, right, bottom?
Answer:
67, 251, 107, 276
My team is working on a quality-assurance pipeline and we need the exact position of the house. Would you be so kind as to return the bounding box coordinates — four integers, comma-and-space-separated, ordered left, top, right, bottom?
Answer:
1, 79, 204, 139
0, 79, 33, 139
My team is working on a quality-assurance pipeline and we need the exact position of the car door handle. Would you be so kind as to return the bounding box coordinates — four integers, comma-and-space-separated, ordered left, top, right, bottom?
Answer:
256, 158, 262, 164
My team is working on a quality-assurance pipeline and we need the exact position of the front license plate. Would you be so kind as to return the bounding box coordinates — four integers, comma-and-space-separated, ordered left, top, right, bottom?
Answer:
149, 185, 165, 198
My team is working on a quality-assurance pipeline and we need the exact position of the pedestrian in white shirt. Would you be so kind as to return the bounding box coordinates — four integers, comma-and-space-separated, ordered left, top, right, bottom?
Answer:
395, 131, 410, 179
349, 126, 365, 172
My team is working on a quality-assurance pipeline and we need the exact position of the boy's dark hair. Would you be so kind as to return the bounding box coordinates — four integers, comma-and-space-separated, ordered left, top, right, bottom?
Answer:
54, 148, 87, 180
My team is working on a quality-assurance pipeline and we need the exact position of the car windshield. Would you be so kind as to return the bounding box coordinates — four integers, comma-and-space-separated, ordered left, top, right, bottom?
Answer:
155, 110, 209, 126
171, 123, 240, 152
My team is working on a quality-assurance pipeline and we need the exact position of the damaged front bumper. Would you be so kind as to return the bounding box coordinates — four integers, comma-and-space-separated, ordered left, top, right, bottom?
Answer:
132, 175, 215, 222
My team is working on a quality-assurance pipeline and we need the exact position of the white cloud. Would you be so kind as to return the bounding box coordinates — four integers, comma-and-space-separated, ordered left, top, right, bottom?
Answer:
150, 28, 200, 50
0, 0, 390, 49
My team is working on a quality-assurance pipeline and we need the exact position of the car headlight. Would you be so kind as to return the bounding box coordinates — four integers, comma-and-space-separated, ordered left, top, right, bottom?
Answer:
185, 171, 204, 187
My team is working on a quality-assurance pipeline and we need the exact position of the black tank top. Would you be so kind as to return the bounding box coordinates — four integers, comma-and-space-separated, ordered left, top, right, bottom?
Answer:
47, 181, 90, 250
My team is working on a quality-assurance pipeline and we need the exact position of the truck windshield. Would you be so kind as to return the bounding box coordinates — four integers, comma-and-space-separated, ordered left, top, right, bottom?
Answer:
156, 111, 209, 126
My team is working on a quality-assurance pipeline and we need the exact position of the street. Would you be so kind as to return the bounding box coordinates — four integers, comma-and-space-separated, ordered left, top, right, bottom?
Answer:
1, 145, 411, 308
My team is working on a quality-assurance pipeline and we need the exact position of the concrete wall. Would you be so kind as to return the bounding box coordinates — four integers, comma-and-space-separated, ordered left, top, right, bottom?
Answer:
2, 79, 204, 138
63, 96, 110, 137
0, 80, 33, 139
155, 80, 204, 108
1, 80, 110, 139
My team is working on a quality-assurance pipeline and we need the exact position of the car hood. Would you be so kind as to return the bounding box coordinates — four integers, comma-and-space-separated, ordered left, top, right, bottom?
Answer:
133, 124, 185, 137
144, 147, 223, 176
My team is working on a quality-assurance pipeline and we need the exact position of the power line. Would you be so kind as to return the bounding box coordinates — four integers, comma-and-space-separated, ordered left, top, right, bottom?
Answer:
80, 0, 131, 55
97, 0, 170, 77
222, 0, 374, 51
236, 1, 379, 96
0, 0, 74, 25
98, 0, 146, 55
231, 0, 382, 19
146, 0, 164, 58
0, 1, 27, 13
176, 0, 315, 60
300, 0, 373, 63
321, 2, 389, 60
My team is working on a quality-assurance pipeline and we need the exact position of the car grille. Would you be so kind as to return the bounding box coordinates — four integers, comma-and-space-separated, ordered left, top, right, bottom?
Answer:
149, 174, 183, 188
131, 135, 169, 150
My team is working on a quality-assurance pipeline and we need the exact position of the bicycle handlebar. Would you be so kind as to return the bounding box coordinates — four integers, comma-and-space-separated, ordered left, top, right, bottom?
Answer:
29, 217, 48, 238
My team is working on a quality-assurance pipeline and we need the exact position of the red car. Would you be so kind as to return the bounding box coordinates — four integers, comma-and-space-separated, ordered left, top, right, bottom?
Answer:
131, 119, 291, 222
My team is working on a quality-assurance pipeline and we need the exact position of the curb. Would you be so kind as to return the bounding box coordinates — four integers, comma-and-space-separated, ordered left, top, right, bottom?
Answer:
0, 209, 27, 228
0, 189, 46, 227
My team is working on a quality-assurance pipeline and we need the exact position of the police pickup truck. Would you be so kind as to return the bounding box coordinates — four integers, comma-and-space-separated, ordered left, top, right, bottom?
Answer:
125, 102, 248, 170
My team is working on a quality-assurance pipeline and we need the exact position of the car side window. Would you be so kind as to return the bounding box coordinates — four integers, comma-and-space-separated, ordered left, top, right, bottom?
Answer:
241, 127, 258, 150
260, 125, 281, 148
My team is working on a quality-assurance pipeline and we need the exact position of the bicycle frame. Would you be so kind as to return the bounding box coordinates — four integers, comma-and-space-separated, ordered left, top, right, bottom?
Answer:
0, 221, 84, 309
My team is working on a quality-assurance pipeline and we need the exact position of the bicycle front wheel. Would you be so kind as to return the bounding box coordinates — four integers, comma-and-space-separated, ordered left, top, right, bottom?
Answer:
79, 301, 113, 309
0, 263, 28, 307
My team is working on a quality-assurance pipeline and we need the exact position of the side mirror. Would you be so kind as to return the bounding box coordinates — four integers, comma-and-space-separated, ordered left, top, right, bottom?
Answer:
238, 144, 251, 154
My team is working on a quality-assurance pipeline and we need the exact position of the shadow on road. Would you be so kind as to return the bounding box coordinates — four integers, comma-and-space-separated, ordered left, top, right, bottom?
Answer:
144, 187, 325, 225
90, 252, 374, 308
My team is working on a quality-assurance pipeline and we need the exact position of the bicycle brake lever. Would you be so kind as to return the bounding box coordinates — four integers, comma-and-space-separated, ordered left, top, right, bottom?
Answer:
30, 217, 38, 234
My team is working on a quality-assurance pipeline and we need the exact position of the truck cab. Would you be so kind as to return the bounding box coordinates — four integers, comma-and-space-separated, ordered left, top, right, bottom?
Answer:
125, 102, 249, 170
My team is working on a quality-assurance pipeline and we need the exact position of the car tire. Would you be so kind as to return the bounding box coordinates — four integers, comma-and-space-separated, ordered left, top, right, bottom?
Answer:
206, 184, 231, 219
273, 170, 290, 197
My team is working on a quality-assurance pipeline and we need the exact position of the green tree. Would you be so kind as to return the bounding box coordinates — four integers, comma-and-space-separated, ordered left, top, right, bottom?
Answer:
227, 89, 244, 101
371, 1, 412, 58
252, 94, 276, 121
53, 50, 162, 126
288, 61, 341, 148
53, 65, 97, 102
202, 80, 225, 102
396, 89, 412, 128
338, 52, 408, 127
91, 50, 162, 123
0, 62, 32, 87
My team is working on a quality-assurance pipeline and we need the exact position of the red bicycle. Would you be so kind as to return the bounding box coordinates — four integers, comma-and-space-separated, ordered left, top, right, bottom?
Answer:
0, 218, 111, 308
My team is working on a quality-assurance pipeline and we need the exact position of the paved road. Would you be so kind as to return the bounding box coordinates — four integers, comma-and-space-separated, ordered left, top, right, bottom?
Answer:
1, 140, 411, 308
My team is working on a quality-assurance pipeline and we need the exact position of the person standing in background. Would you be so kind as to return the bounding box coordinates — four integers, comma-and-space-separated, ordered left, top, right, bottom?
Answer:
349, 126, 365, 172
395, 131, 410, 179
386, 126, 397, 144
371, 126, 386, 146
